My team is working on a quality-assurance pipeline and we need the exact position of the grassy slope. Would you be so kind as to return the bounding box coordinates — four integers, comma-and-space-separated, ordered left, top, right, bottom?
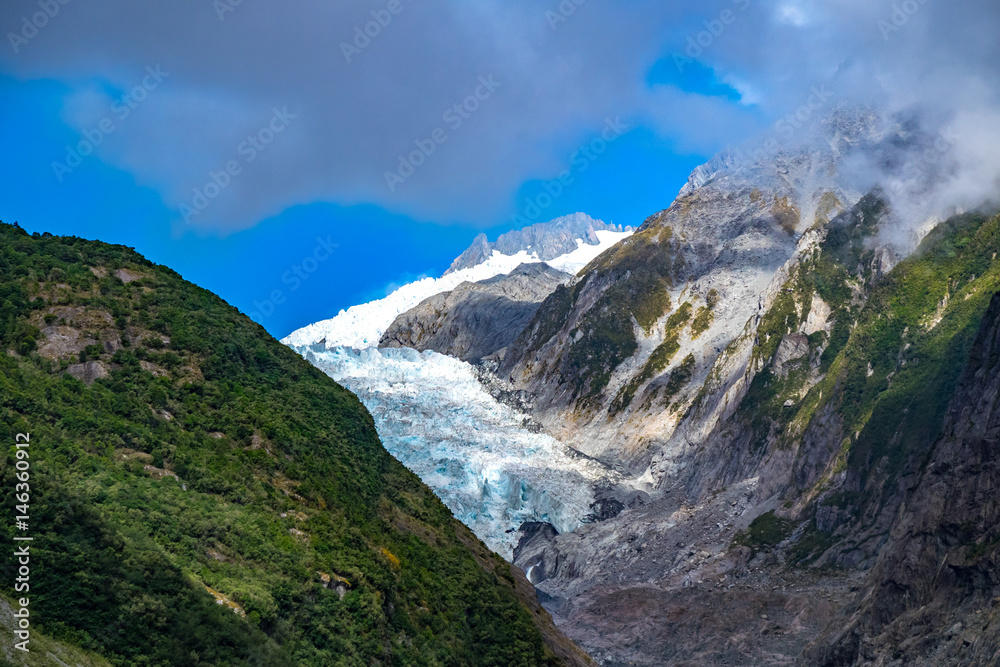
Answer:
0, 223, 586, 667
795, 209, 1000, 496
839, 212, 1000, 489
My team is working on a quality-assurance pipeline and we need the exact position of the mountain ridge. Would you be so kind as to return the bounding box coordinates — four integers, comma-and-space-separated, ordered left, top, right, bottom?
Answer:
379, 262, 571, 363
445, 213, 631, 275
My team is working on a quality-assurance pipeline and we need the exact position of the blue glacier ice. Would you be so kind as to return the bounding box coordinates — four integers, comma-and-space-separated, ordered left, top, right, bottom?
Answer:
294, 344, 611, 558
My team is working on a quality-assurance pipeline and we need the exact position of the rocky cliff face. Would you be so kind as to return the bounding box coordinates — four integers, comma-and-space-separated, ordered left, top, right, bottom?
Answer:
451, 107, 998, 664
508, 203, 1000, 664
446, 213, 629, 274
808, 290, 1000, 665
496, 118, 881, 474
380, 262, 571, 363
492, 107, 972, 489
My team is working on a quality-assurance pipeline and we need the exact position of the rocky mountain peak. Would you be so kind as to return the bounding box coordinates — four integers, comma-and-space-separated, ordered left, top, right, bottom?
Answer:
445, 213, 631, 274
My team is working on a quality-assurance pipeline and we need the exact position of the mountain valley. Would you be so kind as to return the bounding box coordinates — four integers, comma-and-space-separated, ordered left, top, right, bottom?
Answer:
284, 109, 1000, 665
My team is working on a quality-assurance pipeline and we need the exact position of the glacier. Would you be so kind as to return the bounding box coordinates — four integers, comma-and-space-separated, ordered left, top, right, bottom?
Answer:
293, 345, 611, 558
284, 228, 631, 559
283, 229, 631, 351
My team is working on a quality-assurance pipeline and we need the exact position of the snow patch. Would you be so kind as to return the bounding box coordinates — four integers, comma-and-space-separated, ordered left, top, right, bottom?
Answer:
282, 230, 631, 350
283, 226, 629, 558
544, 229, 633, 275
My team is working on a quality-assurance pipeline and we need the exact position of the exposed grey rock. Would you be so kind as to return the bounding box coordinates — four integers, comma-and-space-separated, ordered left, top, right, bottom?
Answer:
512, 475, 859, 666
493, 109, 935, 489
808, 291, 1000, 666
445, 213, 628, 274
478, 110, 980, 665
66, 360, 110, 384
37, 325, 98, 361
290, 105, 994, 666
450, 233, 491, 273
497, 148, 854, 474
773, 332, 810, 377
114, 268, 143, 283
515, 522, 560, 585
380, 262, 571, 362
139, 360, 170, 377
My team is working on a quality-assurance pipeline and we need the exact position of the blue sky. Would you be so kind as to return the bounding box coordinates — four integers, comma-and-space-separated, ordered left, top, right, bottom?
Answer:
0, 72, 705, 336
1, 0, 996, 337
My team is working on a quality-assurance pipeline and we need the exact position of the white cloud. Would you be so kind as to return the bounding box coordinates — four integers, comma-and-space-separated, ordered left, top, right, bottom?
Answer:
1, 0, 997, 232
722, 74, 764, 106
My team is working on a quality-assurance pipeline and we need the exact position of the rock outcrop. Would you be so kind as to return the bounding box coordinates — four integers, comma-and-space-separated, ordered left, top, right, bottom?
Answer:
380, 262, 571, 362
497, 135, 865, 472
507, 203, 1000, 664
481, 109, 1000, 664
809, 290, 1000, 665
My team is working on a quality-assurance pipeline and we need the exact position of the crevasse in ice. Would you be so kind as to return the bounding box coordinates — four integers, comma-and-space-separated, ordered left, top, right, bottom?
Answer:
296, 345, 609, 559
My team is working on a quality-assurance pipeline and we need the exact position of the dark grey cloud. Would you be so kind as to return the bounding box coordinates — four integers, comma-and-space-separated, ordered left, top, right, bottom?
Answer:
2, 0, 997, 233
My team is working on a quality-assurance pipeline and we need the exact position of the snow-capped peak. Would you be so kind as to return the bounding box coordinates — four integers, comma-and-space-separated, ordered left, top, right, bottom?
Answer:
282, 227, 631, 350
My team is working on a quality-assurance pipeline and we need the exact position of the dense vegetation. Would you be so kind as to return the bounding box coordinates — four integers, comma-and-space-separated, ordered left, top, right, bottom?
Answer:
827, 209, 1000, 516
564, 226, 681, 401
0, 223, 574, 666
737, 192, 896, 451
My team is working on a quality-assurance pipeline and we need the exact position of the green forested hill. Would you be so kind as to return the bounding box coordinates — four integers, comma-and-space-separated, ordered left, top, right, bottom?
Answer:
0, 222, 590, 667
